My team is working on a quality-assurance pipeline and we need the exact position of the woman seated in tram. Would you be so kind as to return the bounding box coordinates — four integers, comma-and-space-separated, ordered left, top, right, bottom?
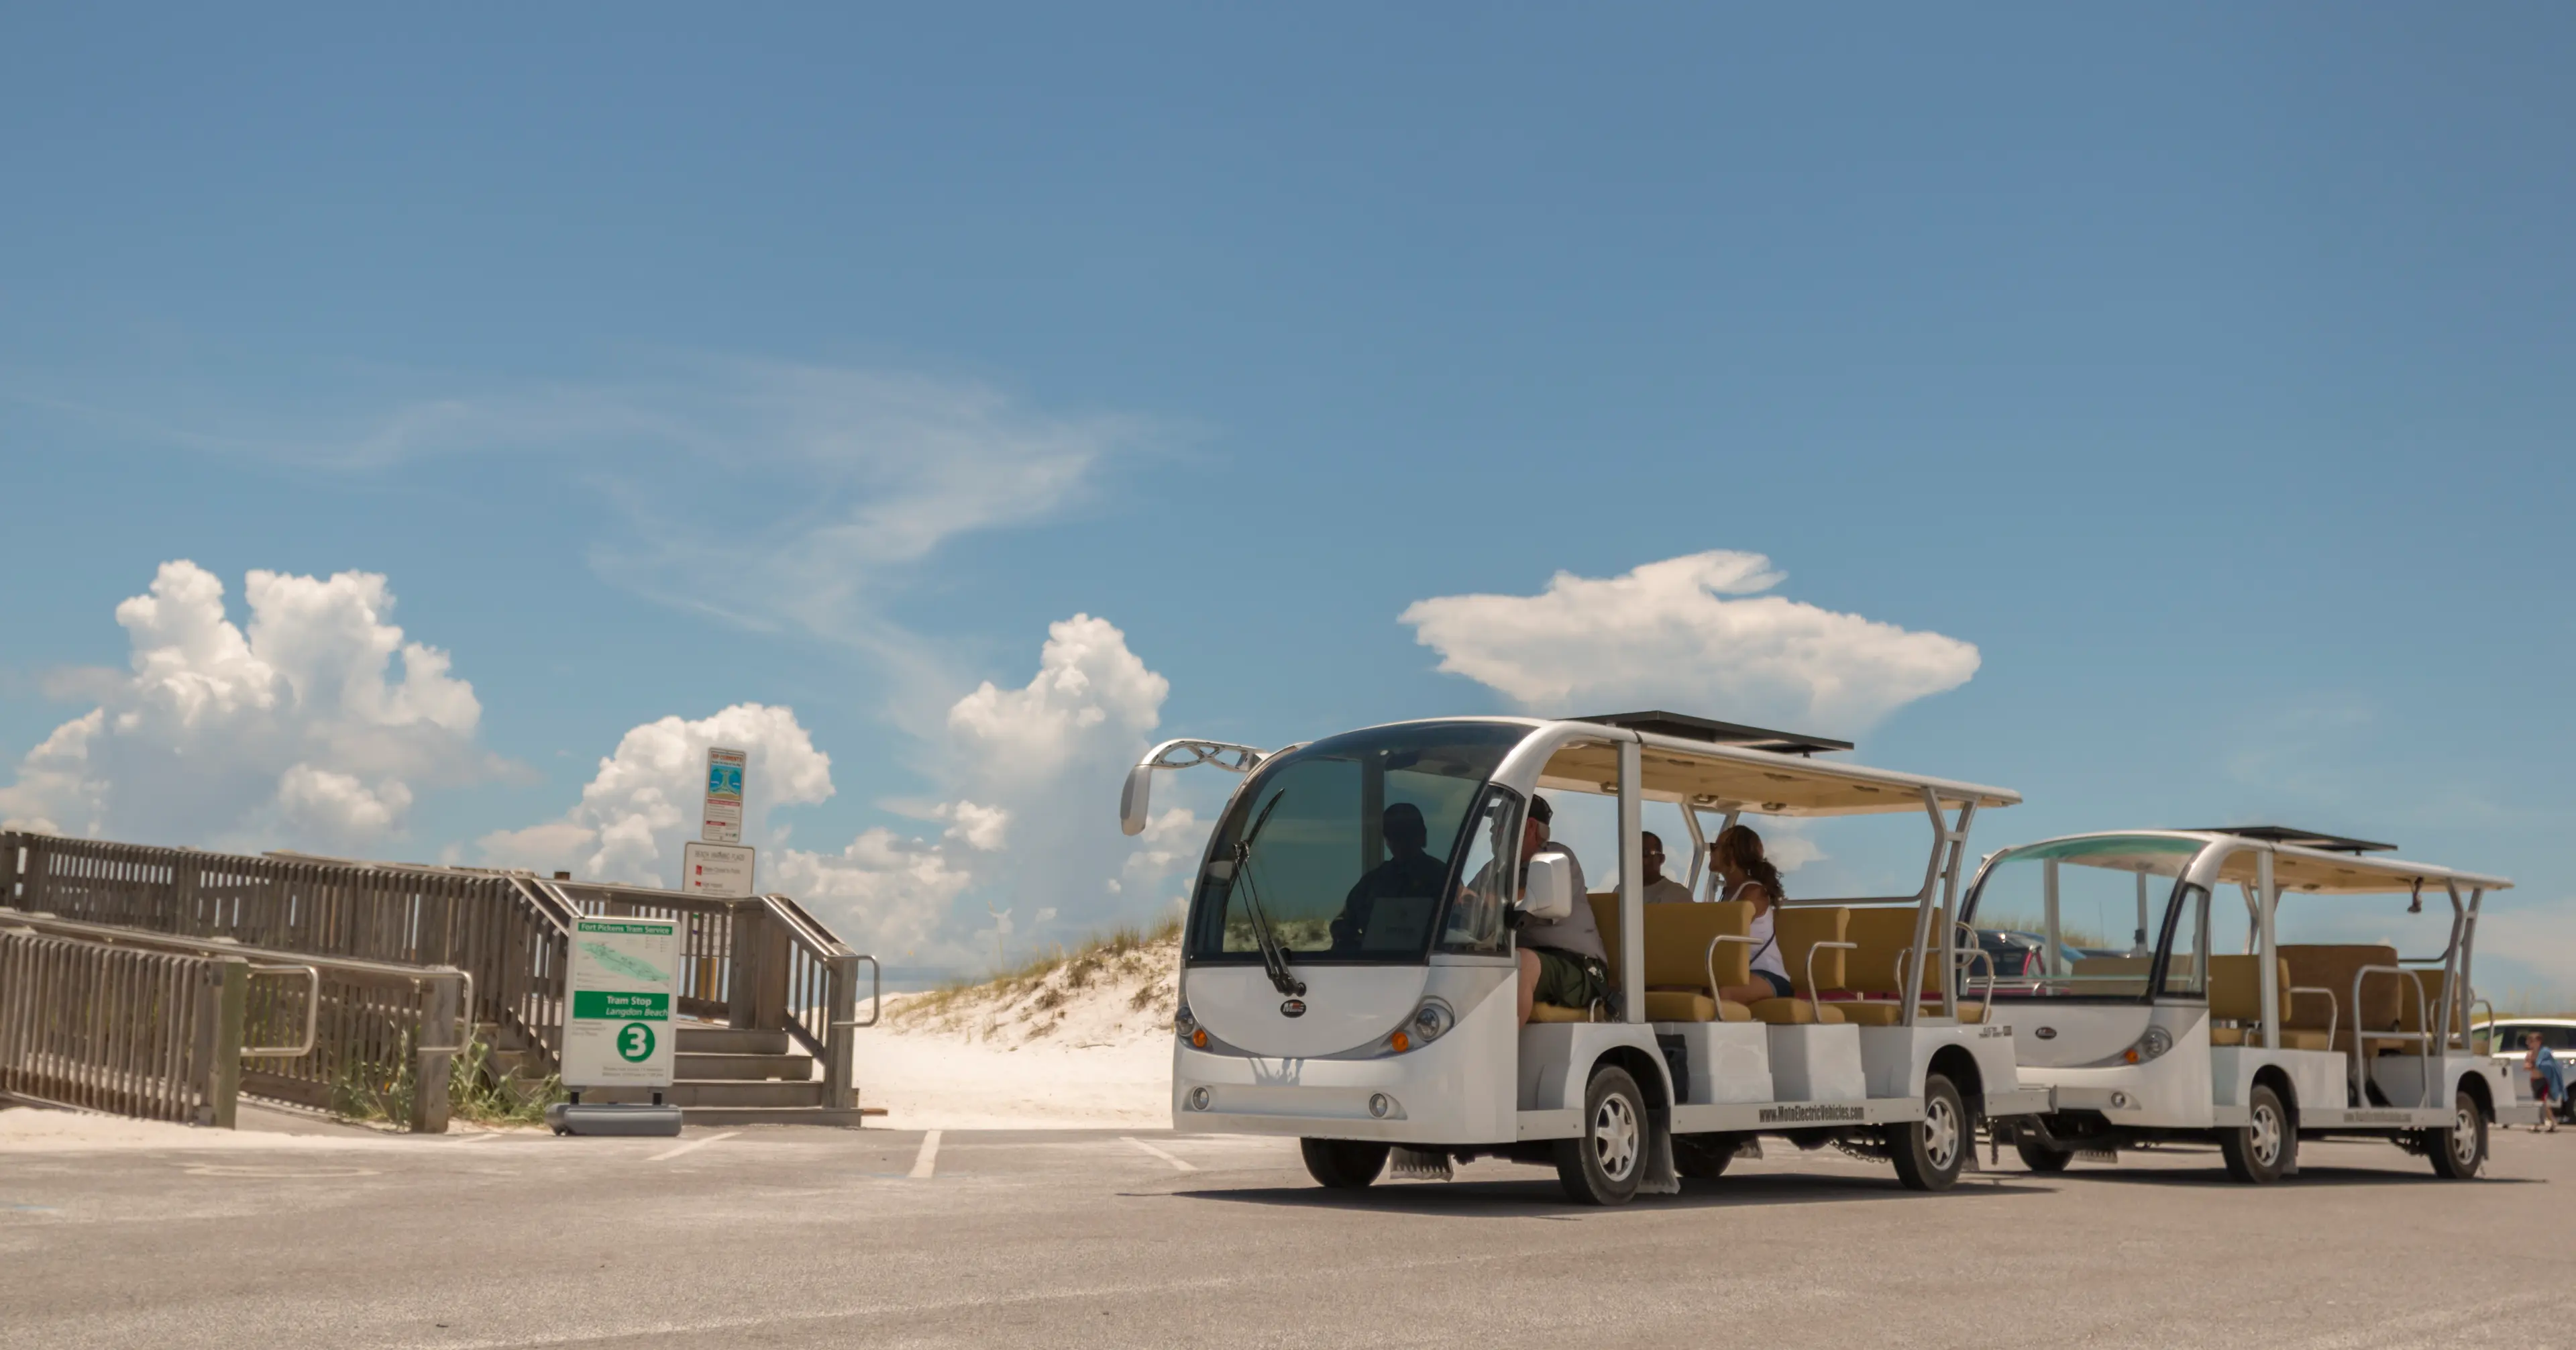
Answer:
1709, 825, 1797, 1006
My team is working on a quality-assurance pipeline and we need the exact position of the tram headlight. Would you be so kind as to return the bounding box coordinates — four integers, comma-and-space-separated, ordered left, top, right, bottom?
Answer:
2122, 1025, 2174, 1064
1187, 1086, 1212, 1111
1176, 1002, 1204, 1049
1408, 998, 1454, 1045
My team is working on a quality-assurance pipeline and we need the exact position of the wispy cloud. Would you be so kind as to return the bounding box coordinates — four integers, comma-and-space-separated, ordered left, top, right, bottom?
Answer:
13, 356, 1161, 661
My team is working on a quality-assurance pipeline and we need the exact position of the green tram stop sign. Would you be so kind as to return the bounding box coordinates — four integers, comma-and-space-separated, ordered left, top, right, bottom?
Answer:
548, 916, 685, 1137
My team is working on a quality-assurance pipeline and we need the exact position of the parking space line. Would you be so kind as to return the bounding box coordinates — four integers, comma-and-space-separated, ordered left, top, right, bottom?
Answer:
1122, 1137, 1197, 1172
647, 1131, 739, 1163
908, 1129, 943, 1180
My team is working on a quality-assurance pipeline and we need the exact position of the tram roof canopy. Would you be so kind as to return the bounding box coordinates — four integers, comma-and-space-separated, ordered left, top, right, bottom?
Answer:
1532, 718, 2019, 818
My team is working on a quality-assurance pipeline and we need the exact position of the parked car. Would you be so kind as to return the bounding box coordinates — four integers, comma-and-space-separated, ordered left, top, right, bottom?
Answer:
2475, 1019, 2576, 1123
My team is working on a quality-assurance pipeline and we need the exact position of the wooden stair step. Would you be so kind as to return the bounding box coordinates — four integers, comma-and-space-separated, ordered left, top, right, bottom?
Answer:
581, 1080, 824, 1108
675, 1051, 814, 1081
672, 1026, 792, 1055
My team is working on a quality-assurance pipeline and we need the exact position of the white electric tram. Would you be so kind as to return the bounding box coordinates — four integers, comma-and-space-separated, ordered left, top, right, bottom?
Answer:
1122, 712, 2049, 1204
1964, 826, 2535, 1182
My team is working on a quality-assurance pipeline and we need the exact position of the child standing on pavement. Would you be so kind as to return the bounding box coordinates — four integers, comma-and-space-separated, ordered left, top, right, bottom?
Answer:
2526, 1031, 2563, 1133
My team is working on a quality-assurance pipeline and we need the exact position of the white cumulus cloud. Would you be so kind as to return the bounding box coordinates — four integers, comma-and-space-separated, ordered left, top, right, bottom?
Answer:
478, 703, 833, 882
0, 560, 492, 849
1399, 551, 1981, 735
479, 613, 1211, 973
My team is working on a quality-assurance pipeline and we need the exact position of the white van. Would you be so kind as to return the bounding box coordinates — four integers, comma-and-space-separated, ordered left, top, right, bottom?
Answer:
1122, 712, 2047, 1204
1963, 827, 2535, 1182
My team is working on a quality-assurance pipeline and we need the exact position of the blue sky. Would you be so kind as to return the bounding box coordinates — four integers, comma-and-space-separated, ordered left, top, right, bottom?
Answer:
3, 7, 2570, 992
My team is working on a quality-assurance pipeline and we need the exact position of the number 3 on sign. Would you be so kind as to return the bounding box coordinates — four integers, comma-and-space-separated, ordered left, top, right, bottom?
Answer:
618, 1023, 657, 1062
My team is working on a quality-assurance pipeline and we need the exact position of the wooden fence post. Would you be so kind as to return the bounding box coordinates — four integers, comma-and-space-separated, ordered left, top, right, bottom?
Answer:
197, 957, 248, 1129
824, 954, 859, 1108
727, 906, 761, 1029
411, 974, 458, 1135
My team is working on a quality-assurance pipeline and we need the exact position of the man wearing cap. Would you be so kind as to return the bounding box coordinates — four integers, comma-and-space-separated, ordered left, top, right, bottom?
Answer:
1514, 794, 1611, 1024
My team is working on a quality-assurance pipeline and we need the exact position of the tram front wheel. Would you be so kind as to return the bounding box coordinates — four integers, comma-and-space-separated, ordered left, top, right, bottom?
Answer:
1555, 1066, 1647, 1206
1300, 1138, 1390, 1189
2220, 1083, 2291, 1184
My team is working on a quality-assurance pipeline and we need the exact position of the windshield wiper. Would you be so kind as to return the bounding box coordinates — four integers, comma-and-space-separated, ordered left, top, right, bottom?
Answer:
1232, 790, 1305, 998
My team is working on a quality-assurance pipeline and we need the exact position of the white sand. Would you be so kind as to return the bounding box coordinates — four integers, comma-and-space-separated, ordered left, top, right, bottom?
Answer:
3, 937, 1186, 1145
857, 932, 1181, 1130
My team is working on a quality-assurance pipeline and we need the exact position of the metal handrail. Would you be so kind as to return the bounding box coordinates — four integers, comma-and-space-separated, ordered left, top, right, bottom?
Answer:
1704, 933, 1759, 1010
832, 954, 882, 1031
2285, 985, 2337, 1054
2469, 998, 2501, 1052
1806, 941, 1857, 1021
241, 964, 320, 1057
2352, 965, 2435, 1109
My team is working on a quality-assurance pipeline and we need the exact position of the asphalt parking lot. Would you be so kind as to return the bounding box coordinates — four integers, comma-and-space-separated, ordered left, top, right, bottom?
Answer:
1, 1116, 2565, 1349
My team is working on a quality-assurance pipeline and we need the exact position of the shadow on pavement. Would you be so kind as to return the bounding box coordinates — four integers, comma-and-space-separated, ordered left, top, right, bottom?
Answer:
1163, 1169, 2051, 1216
2028, 1163, 2542, 1189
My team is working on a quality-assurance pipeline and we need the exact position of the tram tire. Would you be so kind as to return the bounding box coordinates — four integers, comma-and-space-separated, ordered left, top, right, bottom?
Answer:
2426, 1089, 2487, 1180
1672, 1134, 1736, 1180
1299, 1138, 1390, 1190
1890, 1072, 1968, 1192
1554, 1066, 1647, 1206
2220, 1083, 2290, 1184
2014, 1138, 2073, 1174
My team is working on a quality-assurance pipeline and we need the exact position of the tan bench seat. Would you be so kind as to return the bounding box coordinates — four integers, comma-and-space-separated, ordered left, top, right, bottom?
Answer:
1750, 997, 1844, 1025
2210, 1025, 2332, 1051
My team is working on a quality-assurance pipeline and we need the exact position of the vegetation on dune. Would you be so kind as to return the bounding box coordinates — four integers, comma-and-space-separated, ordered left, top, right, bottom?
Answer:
886, 916, 1183, 1044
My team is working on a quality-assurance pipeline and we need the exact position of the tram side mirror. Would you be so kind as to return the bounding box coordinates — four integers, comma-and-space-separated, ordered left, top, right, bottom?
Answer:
1519, 854, 1574, 923
1120, 765, 1153, 836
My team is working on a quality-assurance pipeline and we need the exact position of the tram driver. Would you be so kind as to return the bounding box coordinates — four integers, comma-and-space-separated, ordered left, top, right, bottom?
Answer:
1332, 802, 1449, 953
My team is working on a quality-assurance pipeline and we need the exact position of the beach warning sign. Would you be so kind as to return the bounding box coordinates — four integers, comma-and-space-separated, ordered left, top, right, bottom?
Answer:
702, 746, 747, 845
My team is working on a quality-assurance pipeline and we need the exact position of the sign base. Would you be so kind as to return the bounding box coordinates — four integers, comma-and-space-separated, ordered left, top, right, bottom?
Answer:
545, 1102, 685, 1137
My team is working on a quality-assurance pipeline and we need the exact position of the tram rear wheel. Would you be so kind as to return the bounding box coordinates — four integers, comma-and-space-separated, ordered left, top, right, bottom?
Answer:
2426, 1090, 2487, 1180
1300, 1138, 1390, 1189
2015, 1138, 2072, 1174
1672, 1134, 1737, 1180
1890, 1073, 1968, 1192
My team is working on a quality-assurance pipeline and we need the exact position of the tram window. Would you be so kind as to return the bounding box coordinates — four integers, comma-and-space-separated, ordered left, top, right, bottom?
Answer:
2161, 884, 2210, 997
1438, 788, 1516, 955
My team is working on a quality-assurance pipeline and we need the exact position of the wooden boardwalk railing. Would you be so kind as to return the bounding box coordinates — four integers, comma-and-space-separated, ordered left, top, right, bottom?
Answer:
1, 833, 873, 1112
0, 927, 247, 1126
1, 908, 468, 1131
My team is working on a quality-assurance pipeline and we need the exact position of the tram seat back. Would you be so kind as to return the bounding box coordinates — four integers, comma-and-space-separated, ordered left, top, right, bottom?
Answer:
1583, 894, 1756, 1023
1776, 906, 1849, 994
2393, 970, 2469, 1047
2208, 956, 2291, 1023
1841, 906, 1942, 998
2277, 944, 2401, 1056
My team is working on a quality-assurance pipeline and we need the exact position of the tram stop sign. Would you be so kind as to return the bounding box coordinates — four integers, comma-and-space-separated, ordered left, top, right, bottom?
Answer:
563, 916, 679, 1089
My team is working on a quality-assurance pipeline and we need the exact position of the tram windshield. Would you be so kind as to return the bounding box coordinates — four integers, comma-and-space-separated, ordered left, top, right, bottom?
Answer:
1185, 722, 1526, 967
1963, 835, 2210, 1000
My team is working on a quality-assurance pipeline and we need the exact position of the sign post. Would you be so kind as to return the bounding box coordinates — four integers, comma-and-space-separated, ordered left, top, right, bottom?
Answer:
544, 914, 686, 1137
